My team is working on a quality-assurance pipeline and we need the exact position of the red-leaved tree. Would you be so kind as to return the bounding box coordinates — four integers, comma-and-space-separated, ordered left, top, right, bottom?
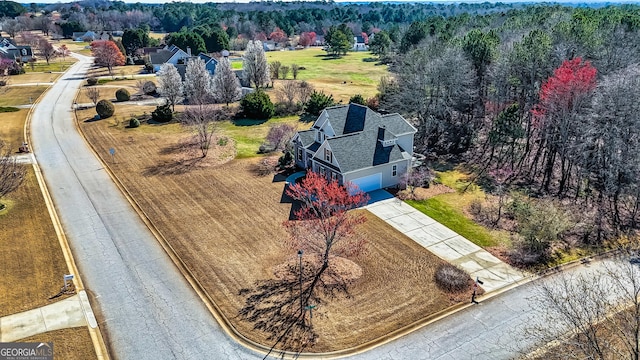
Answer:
285, 171, 369, 269
531, 57, 596, 194
90, 40, 125, 77
269, 27, 287, 44
284, 171, 369, 318
298, 32, 316, 47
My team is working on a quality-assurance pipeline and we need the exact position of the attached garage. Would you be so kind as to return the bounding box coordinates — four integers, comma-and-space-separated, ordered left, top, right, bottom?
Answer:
349, 173, 382, 193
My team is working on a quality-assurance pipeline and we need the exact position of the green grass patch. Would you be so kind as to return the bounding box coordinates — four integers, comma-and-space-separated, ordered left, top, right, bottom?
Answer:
0, 107, 19, 113
231, 61, 243, 70
406, 197, 501, 247
23, 60, 77, 73
218, 115, 307, 158
265, 47, 388, 102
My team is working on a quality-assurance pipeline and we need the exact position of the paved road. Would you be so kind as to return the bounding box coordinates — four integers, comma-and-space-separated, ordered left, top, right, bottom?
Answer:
30, 54, 258, 359
347, 258, 623, 360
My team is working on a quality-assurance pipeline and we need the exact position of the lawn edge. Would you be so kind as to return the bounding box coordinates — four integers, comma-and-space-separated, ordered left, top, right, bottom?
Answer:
25, 55, 110, 360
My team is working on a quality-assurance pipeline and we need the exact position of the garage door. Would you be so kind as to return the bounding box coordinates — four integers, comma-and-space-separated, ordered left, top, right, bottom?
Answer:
349, 173, 382, 193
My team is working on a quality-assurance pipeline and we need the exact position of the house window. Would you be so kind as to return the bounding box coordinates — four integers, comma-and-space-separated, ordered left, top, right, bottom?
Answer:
392, 165, 397, 177
319, 166, 325, 176
317, 131, 322, 142
325, 149, 332, 162
331, 172, 338, 182
297, 148, 302, 161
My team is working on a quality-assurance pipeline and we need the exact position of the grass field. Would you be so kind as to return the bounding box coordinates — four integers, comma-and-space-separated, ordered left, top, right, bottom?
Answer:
0, 86, 48, 106
218, 115, 310, 158
8, 72, 61, 84
87, 65, 146, 78
406, 170, 511, 248
0, 109, 29, 145
77, 111, 459, 352
265, 47, 388, 103
0, 168, 73, 315
23, 59, 77, 73
0, 94, 96, 358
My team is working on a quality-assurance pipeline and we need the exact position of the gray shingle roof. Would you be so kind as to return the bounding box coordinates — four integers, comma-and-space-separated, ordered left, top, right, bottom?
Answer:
323, 103, 416, 137
149, 50, 174, 65
322, 127, 410, 173
296, 129, 315, 147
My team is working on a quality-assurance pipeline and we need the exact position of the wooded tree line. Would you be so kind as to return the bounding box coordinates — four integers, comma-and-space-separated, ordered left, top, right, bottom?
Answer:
379, 5, 640, 246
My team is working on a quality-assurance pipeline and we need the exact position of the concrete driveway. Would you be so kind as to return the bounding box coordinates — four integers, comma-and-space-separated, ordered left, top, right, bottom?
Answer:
365, 197, 526, 292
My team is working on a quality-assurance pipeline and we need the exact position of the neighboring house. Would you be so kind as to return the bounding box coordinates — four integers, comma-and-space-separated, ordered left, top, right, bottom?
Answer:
149, 45, 190, 72
292, 103, 417, 193
150, 45, 219, 79
0, 38, 33, 63
72, 31, 120, 42
262, 40, 280, 52
353, 36, 367, 51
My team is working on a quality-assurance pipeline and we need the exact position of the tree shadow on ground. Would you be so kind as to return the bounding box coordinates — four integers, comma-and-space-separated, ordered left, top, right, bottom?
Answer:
238, 258, 353, 357
232, 118, 269, 126
142, 157, 204, 176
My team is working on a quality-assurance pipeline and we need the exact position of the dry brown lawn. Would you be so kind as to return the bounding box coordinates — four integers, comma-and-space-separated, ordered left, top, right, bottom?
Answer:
0, 168, 70, 316
8, 73, 61, 84
0, 107, 96, 359
0, 109, 29, 146
0, 86, 49, 106
78, 112, 458, 352
20, 327, 96, 360
87, 65, 146, 78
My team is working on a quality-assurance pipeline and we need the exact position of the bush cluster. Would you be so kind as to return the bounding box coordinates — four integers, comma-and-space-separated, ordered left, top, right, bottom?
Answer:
86, 77, 98, 86
434, 264, 472, 293
152, 104, 172, 123
115, 88, 130, 102
95, 100, 115, 118
129, 118, 140, 128
142, 81, 157, 95
240, 90, 274, 120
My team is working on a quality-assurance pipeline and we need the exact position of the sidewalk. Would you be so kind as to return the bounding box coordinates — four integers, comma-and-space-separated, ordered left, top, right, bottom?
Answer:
365, 197, 526, 292
0, 291, 97, 342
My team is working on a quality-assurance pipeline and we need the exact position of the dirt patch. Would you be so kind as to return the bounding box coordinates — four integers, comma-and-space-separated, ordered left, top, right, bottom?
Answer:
79, 116, 458, 352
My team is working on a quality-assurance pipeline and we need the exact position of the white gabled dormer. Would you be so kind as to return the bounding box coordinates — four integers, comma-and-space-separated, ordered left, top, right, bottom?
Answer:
313, 110, 336, 138
314, 142, 341, 169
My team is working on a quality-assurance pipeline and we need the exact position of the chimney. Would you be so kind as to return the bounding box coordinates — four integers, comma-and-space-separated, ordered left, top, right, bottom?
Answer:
186, 47, 191, 56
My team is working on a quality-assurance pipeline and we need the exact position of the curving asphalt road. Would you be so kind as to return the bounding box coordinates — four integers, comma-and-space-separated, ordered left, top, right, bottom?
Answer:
30, 54, 259, 359
28, 53, 623, 360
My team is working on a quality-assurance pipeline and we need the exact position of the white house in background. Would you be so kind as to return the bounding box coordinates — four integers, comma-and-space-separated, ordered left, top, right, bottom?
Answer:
353, 35, 368, 51
292, 103, 417, 193
149, 45, 190, 72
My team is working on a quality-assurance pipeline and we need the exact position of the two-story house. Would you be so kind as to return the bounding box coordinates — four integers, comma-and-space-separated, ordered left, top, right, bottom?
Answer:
292, 103, 416, 192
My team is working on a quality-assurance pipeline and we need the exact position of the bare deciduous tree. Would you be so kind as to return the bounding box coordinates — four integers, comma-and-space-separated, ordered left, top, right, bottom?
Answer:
243, 40, 270, 89
180, 105, 223, 158
401, 166, 434, 199
157, 63, 183, 111
84, 87, 100, 106
291, 63, 300, 80
0, 142, 26, 206
38, 38, 56, 65
298, 80, 314, 105
210, 57, 241, 106
276, 80, 299, 107
523, 252, 640, 360
280, 65, 290, 80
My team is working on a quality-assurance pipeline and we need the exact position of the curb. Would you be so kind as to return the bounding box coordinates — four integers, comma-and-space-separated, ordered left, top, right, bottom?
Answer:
24, 56, 111, 360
